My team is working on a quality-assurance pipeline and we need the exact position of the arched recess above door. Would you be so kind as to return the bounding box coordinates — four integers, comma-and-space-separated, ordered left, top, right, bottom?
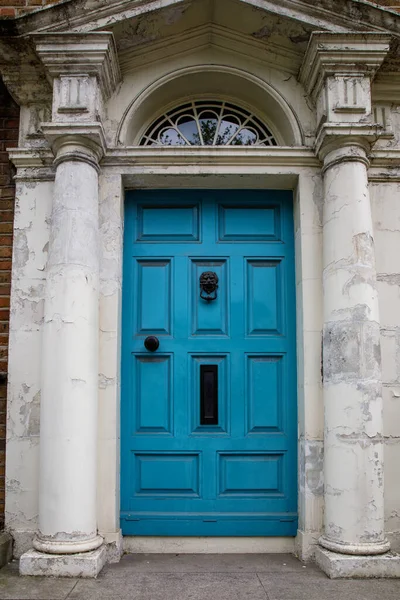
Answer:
116, 65, 304, 147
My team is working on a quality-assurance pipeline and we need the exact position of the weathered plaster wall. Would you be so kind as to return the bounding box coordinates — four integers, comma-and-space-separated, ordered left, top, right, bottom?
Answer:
371, 181, 400, 552
5, 177, 52, 556
0, 79, 19, 531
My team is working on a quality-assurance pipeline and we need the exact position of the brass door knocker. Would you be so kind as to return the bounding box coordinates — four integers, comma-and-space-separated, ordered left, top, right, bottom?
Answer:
200, 271, 219, 302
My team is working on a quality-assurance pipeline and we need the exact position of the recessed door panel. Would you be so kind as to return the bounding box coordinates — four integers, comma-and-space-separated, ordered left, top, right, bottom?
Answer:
246, 259, 282, 335
136, 259, 171, 335
122, 190, 297, 537
134, 355, 172, 434
137, 204, 200, 241
246, 355, 283, 434
219, 204, 280, 241
218, 453, 284, 497
134, 453, 200, 497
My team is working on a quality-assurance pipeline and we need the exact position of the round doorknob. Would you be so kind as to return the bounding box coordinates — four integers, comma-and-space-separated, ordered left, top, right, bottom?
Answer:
144, 336, 159, 352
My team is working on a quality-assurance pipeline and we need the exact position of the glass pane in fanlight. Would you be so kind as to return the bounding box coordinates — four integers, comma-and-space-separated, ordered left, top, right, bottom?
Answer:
176, 116, 201, 145
198, 111, 219, 145
158, 128, 186, 146
231, 127, 258, 145
216, 115, 241, 145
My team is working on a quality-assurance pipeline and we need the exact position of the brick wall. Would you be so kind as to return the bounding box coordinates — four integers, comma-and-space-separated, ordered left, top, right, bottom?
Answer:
0, 0, 65, 19
0, 79, 18, 529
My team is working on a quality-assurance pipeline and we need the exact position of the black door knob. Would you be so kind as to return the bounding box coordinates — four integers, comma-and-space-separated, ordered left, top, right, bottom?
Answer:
144, 336, 159, 352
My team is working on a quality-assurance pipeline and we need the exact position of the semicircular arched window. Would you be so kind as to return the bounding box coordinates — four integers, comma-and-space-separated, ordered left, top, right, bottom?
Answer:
139, 100, 277, 146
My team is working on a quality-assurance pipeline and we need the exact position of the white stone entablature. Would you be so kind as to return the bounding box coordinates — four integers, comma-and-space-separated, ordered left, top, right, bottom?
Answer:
1, 0, 400, 579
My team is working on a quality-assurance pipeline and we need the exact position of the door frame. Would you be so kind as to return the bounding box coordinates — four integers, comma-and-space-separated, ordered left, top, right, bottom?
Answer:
96, 150, 324, 560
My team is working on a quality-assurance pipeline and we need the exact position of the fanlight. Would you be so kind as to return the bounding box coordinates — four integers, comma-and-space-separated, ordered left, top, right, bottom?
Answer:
140, 100, 277, 147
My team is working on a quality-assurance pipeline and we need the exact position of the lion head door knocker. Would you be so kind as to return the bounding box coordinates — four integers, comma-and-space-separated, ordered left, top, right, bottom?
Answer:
200, 271, 219, 302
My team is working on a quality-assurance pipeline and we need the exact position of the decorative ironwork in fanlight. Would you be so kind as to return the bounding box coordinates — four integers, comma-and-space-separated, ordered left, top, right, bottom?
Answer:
140, 100, 277, 147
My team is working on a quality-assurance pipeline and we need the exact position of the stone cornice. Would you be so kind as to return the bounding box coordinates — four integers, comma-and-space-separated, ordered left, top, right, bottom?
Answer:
10, 145, 400, 175
33, 32, 121, 101
7, 148, 55, 181
10, 0, 400, 37
299, 32, 392, 102
8, 145, 320, 170
101, 146, 320, 168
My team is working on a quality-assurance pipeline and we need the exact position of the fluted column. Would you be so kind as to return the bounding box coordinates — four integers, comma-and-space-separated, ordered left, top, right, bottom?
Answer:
319, 141, 389, 556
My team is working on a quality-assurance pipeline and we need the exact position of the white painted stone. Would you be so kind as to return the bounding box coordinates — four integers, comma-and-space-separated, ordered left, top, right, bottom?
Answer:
19, 546, 107, 578
123, 537, 295, 554
35, 155, 102, 555
320, 145, 388, 556
315, 546, 400, 579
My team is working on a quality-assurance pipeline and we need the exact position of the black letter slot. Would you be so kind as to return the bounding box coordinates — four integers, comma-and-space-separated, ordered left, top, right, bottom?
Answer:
200, 365, 218, 425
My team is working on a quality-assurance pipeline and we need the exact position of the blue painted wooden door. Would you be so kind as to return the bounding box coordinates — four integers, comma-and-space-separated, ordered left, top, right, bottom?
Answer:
121, 190, 297, 536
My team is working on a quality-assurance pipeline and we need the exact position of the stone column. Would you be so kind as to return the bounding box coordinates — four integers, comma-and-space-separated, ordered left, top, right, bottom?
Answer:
300, 33, 400, 578
34, 133, 103, 557
18, 33, 120, 578
319, 141, 388, 557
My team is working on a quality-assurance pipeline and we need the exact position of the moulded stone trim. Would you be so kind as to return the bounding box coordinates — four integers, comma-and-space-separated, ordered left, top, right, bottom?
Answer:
299, 32, 392, 103
102, 146, 320, 167
32, 32, 121, 101
315, 123, 384, 160
13, 0, 400, 39
42, 122, 107, 164
116, 64, 305, 147
118, 23, 303, 76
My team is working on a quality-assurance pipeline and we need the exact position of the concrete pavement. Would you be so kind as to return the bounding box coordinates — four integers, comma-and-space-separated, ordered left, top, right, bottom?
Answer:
0, 553, 399, 599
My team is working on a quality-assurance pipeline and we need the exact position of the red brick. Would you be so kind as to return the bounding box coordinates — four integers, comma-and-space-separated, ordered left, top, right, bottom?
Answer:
0, 201, 15, 211
0, 210, 14, 222
0, 8, 16, 16
0, 248, 12, 259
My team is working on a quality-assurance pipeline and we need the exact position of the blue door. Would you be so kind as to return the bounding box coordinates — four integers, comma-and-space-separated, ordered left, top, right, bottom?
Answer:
121, 190, 297, 536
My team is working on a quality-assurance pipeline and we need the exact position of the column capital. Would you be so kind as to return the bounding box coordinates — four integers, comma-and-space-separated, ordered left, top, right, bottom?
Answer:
300, 33, 391, 159
299, 32, 391, 104
32, 32, 121, 102
32, 33, 121, 126
315, 123, 379, 164
42, 122, 107, 170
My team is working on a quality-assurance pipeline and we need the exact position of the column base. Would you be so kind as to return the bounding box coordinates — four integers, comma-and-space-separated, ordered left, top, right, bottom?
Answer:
19, 545, 107, 578
315, 546, 400, 578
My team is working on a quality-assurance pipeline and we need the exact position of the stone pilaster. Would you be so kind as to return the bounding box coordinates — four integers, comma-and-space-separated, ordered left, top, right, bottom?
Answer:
19, 33, 120, 578
300, 33, 400, 578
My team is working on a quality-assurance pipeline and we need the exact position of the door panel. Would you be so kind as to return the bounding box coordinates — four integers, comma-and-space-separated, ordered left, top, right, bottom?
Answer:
121, 190, 297, 536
